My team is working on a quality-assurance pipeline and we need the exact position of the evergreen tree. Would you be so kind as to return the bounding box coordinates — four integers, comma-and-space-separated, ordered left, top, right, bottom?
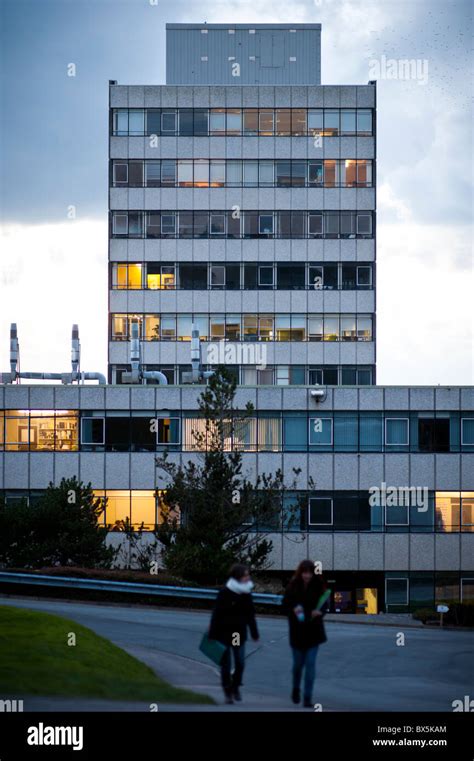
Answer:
0, 477, 115, 569
155, 367, 303, 582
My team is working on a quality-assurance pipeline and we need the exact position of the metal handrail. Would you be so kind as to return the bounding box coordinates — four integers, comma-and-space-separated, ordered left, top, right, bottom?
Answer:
0, 571, 283, 606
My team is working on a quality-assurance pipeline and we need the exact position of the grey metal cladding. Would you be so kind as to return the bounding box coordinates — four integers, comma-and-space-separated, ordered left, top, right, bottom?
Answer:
166, 24, 321, 85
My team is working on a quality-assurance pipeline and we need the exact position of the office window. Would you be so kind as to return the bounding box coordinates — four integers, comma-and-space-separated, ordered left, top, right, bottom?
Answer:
113, 214, 128, 236
144, 315, 159, 341
178, 109, 194, 136
341, 315, 357, 341
227, 109, 242, 135
259, 161, 274, 186
309, 417, 333, 445
324, 315, 339, 341
276, 109, 291, 135
210, 265, 226, 289
258, 265, 274, 287
277, 264, 305, 290
283, 414, 306, 450
113, 110, 128, 135
161, 160, 176, 186
340, 212, 355, 237
105, 416, 130, 451
243, 109, 258, 135
194, 160, 209, 187
210, 160, 225, 187
210, 315, 225, 340
146, 212, 161, 238
275, 315, 291, 341
308, 109, 323, 133
193, 109, 209, 135
341, 264, 357, 290
225, 315, 241, 341
357, 160, 372, 186
177, 160, 193, 187
359, 414, 383, 450
194, 315, 209, 341
291, 110, 307, 135
324, 110, 339, 136
356, 213, 372, 235
210, 108, 226, 134
177, 316, 192, 341
308, 214, 323, 236
146, 109, 161, 136
113, 162, 128, 184
325, 212, 339, 237
243, 161, 258, 187
128, 161, 144, 186
436, 492, 460, 532
111, 315, 128, 340
131, 417, 156, 451
290, 315, 306, 341
259, 214, 274, 235
156, 418, 180, 446
145, 162, 161, 187
128, 110, 144, 135
243, 315, 258, 341
308, 162, 323, 185
308, 315, 323, 342
324, 160, 338, 187
115, 263, 142, 290
147, 264, 174, 290
340, 110, 356, 134
357, 110, 372, 134
161, 111, 177, 133
385, 418, 409, 446
192, 212, 207, 238
276, 161, 292, 187
418, 418, 450, 453
386, 502, 409, 526
178, 212, 194, 238
225, 264, 240, 290
334, 414, 358, 450
259, 315, 274, 341
292, 162, 306, 188
258, 417, 281, 451
357, 368, 372, 385
357, 316, 372, 341
227, 161, 242, 187
210, 214, 225, 235
160, 316, 176, 341
277, 212, 291, 238
309, 498, 333, 526
461, 418, 474, 445
342, 160, 357, 187
259, 111, 274, 134
227, 212, 241, 239
461, 494, 474, 531
81, 417, 105, 445
128, 213, 143, 237
357, 266, 372, 288
161, 214, 176, 236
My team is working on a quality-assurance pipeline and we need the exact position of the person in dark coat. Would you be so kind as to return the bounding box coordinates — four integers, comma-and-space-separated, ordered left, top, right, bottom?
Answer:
282, 559, 329, 708
209, 563, 259, 704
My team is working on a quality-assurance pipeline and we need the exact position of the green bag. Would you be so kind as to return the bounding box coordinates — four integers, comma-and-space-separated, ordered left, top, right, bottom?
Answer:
199, 633, 227, 665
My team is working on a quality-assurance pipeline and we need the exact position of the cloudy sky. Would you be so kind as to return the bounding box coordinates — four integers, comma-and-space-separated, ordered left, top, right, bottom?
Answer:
0, 0, 472, 384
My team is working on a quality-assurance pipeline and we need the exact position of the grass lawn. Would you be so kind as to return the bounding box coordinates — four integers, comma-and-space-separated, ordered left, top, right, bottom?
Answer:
0, 605, 213, 704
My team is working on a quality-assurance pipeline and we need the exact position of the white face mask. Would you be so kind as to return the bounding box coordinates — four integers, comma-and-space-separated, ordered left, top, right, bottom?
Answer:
226, 577, 254, 594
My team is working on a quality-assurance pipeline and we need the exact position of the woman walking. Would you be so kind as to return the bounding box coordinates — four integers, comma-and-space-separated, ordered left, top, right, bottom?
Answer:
209, 563, 260, 704
282, 559, 329, 708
